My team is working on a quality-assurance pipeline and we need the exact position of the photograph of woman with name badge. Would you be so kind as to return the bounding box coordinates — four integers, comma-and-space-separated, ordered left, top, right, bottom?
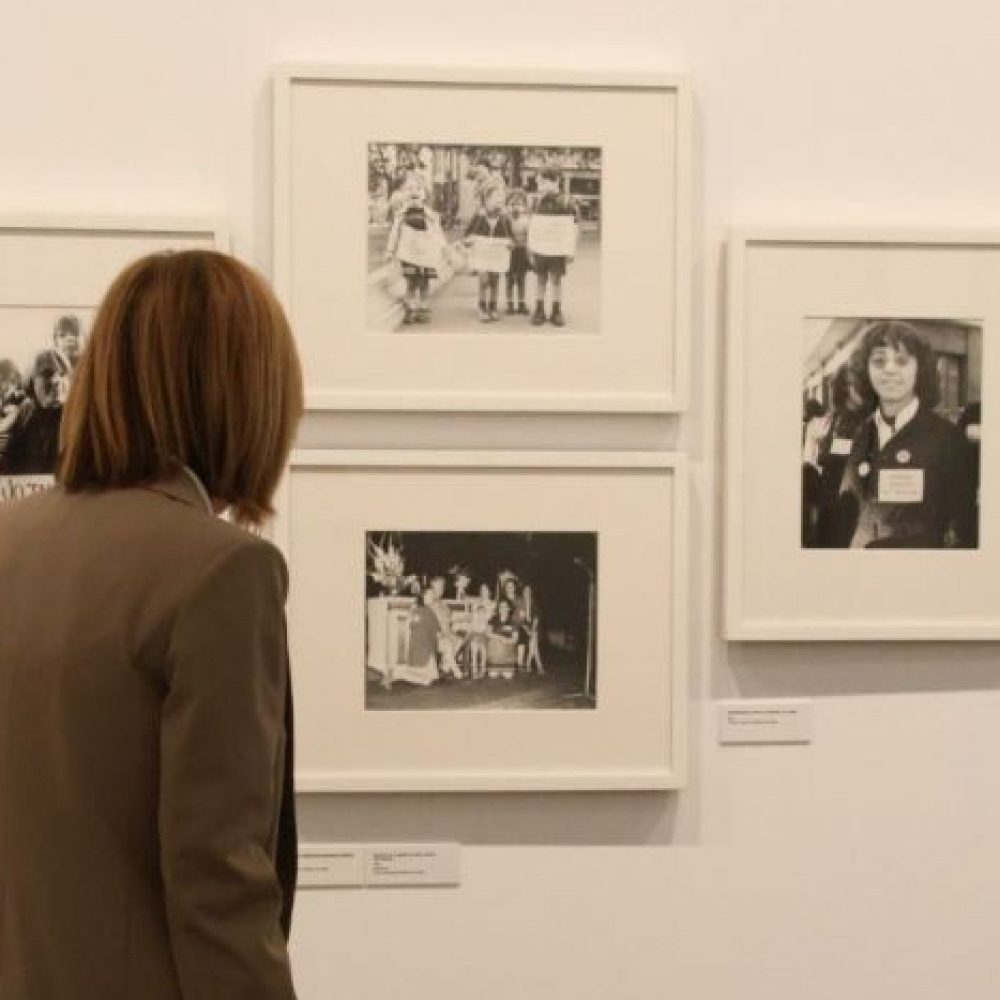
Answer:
801, 317, 981, 549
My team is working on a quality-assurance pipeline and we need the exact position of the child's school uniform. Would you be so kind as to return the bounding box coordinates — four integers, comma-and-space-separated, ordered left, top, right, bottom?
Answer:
838, 401, 977, 548
395, 203, 440, 280
530, 192, 578, 278
466, 215, 514, 306
508, 214, 531, 278
465, 212, 514, 242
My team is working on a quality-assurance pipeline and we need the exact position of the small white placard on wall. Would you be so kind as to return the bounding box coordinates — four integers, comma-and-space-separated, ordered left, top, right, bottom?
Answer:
718, 700, 813, 745
365, 844, 461, 887
298, 845, 365, 888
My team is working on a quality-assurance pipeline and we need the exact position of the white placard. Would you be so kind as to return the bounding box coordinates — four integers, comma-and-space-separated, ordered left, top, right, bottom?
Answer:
467, 236, 511, 273
527, 215, 578, 257
365, 844, 461, 887
717, 700, 813, 745
877, 469, 925, 504
297, 845, 365, 888
396, 225, 446, 270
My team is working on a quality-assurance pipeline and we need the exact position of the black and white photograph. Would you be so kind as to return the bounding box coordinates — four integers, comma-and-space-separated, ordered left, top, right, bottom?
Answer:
365, 530, 598, 711
801, 316, 981, 549
367, 142, 601, 334
1, 308, 90, 500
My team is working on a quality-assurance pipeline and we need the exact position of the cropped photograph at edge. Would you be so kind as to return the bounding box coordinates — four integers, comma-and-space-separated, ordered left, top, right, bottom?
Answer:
0, 309, 90, 500
365, 530, 599, 710
366, 142, 601, 333
801, 316, 982, 549
0, 250, 304, 1000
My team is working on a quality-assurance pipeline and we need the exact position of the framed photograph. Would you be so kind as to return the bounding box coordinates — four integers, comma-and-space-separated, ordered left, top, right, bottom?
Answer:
273, 65, 691, 412
726, 229, 996, 640
0, 215, 227, 501
273, 450, 688, 791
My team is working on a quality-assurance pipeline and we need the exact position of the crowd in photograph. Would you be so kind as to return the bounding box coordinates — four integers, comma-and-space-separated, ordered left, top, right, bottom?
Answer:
380, 569, 545, 689
0, 315, 84, 475
802, 319, 980, 548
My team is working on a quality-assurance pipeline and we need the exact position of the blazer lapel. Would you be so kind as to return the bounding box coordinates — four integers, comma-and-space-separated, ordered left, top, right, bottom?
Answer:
878, 407, 927, 459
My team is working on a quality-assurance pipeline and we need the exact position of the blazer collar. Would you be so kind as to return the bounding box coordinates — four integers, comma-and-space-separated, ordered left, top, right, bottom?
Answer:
144, 465, 215, 515
863, 404, 932, 458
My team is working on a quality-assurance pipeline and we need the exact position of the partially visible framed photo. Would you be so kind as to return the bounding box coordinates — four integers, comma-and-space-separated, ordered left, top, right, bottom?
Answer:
726, 229, 996, 640
0, 215, 227, 501
273, 450, 688, 792
274, 65, 691, 412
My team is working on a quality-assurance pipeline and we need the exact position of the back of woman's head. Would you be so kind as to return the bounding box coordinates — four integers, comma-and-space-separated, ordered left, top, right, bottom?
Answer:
58, 250, 303, 528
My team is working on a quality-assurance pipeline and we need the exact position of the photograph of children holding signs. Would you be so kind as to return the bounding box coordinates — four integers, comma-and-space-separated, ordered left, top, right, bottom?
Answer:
1, 310, 89, 501
368, 142, 598, 334
364, 530, 598, 711
801, 317, 980, 549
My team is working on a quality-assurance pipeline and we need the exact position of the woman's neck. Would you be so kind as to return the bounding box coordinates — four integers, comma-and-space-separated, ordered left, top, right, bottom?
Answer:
880, 395, 916, 420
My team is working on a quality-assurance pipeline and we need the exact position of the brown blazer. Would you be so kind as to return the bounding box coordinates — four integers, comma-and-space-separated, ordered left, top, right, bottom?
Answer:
0, 472, 298, 999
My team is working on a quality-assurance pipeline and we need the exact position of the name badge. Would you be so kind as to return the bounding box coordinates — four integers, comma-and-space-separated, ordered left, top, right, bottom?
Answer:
829, 436, 853, 456
878, 469, 925, 503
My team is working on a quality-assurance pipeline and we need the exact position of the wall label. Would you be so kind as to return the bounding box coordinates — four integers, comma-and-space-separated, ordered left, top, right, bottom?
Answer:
717, 700, 813, 745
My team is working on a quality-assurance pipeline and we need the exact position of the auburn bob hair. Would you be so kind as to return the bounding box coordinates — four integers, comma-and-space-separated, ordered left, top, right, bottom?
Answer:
58, 250, 303, 528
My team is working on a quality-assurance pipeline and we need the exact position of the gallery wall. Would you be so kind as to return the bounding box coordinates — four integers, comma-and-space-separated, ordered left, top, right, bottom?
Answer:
6, 1, 1000, 997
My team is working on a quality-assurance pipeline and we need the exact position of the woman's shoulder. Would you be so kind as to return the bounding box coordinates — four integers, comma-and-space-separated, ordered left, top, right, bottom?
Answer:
914, 407, 964, 442
3, 482, 284, 587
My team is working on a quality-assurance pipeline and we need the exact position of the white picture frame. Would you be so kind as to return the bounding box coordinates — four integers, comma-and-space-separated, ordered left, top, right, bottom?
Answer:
0, 214, 227, 498
273, 65, 691, 413
726, 228, 996, 640
272, 450, 688, 792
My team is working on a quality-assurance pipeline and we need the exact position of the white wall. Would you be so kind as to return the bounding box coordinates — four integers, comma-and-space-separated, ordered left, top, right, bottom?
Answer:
7, 1, 1000, 997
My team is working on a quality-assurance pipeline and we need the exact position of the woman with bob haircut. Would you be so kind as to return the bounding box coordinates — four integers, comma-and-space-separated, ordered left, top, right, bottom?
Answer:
0, 250, 304, 1000
835, 319, 976, 548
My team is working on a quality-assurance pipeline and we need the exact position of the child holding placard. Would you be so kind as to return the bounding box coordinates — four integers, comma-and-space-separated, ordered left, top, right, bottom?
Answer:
384, 173, 445, 325
464, 182, 514, 322
528, 168, 579, 328
505, 189, 531, 315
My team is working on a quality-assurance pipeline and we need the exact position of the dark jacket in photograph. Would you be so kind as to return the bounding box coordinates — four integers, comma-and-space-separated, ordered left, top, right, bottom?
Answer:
837, 406, 977, 548
0, 398, 62, 474
464, 212, 515, 240
532, 191, 578, 219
